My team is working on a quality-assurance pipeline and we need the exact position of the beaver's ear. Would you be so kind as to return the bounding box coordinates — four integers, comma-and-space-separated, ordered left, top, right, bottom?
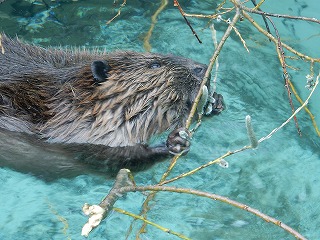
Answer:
91, 60, 110, 83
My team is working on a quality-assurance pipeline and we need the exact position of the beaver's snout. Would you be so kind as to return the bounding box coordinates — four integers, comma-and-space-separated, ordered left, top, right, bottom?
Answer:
187, 63, 210, 108
170, 55, 207, 78
191, 63, 209, 88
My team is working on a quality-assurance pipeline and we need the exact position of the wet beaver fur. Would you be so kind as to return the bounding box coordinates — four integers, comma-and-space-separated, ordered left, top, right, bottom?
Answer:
0, 34, 223, 179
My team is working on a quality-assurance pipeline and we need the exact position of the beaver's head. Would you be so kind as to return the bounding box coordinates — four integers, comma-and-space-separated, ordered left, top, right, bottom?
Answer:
45, 52, 210, 147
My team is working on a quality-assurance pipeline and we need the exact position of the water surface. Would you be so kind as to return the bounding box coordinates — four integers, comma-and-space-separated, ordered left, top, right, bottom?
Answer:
0, 0, 319, 239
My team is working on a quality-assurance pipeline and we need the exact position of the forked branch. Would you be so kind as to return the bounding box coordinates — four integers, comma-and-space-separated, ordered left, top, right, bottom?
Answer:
81, 169, 307, 240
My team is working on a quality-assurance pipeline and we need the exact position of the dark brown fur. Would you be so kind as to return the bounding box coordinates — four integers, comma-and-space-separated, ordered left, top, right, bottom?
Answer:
0, 34, 222, 178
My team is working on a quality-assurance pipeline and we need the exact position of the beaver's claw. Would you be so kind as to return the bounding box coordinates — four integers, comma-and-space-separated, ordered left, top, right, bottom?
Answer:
166, 127, 191, 155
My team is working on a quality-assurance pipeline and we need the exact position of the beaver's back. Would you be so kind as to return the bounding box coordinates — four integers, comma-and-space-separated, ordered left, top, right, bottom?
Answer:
0, 34, 104, 73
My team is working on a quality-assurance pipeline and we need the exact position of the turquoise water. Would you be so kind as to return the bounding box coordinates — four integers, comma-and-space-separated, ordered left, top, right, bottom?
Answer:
0, 0, 319, 239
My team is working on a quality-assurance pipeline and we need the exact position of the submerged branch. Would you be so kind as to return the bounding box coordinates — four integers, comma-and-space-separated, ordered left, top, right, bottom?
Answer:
252, 0, 266, 10
243, 11, 320, 62
235, 1, 320, 24
267, 17, 302, 136
259, 74, 319, 143
81, 169, 135, 237
143, 0, 168, 52
250, 0, 271, 36
160, 145, 251, 185
106, 0, 127, 24
82, 169, 307, 240
113, 208, 191, 240
288, 79, 320, 136
245, 115, 258, 148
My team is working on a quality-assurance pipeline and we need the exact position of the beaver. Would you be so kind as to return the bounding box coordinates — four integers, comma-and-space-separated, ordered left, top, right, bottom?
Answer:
0, 34, 223, 179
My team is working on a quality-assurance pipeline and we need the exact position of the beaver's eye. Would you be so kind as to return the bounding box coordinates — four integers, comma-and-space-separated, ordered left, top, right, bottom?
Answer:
149, 62, 161, 69
194, 67, 204, 75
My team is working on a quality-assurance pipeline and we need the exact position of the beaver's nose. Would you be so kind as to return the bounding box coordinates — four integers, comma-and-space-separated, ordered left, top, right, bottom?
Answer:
193, 65, 207, 78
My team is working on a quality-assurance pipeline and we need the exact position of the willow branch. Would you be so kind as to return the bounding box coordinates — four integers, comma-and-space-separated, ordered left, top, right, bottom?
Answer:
288, 79, 320, 136
236, 2, 320, 24
160, 145, 251, 185
185, 8, 241, 129
174, 0, 202, 43
252, 0, 266, 10
267, 17, 302, 136
113, 208, 190, 240
259, 74, 319, 143
243, 11, 320, 62
106, 0, 127, 24
183, 8, 234, 19
82, 169, 307, 240
162, 74, 319, 185
250, 0, 271, 35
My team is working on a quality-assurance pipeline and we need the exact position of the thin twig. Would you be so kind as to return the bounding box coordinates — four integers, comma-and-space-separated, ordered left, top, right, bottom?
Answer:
164, 7, 241, 181
160, 146, 251, 185
217, 0, 227, 11
183, 8, 235, 19
252, 0, 266, 10
310, 60, 314, 76
176, 1, 233, 19
113, 208, 191, 240
267, 17, 302, 136
288, 79, 320, 136
243, 11, 320, 62
125, 185, 306, 240
250, 0, 271, 36
236, 2, 320, 24
223, 18, 249, 52
130, 185, 306, 240
259, 74, 319, 143
106, 0, 127, 25
174, 0, 202, 43
46, 199, 71, 240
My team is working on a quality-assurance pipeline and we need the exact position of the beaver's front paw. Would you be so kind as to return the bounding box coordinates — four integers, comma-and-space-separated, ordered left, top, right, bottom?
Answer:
166, 127, 191, 155
211, 92, 224, 114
